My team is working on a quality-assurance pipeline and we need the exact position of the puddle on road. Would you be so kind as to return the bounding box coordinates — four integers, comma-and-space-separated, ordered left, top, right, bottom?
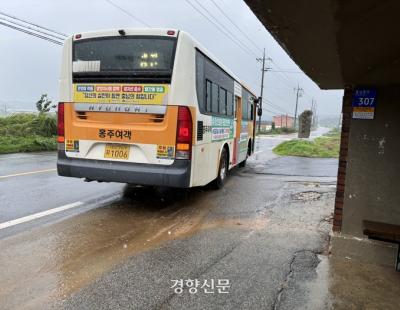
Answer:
0, 184, 269, 309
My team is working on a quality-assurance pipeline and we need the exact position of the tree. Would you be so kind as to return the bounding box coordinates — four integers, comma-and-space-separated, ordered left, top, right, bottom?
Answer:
36, 94, 56, 114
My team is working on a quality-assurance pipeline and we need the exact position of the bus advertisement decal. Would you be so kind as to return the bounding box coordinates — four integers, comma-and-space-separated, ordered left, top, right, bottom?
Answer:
156, 145, 175, 159
73, 84, 169, 105
211, 117, 234, 141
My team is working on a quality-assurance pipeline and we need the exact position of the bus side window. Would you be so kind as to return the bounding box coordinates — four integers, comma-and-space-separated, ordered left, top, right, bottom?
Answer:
234, 96, 239, 118
196, 51, 205, 112
206, 80, 212, 112
227, 91, 233, 116
212, 83, 219, 114
250, 103, 254, 120
242, 98, 248, 120
219, 87, 227, 115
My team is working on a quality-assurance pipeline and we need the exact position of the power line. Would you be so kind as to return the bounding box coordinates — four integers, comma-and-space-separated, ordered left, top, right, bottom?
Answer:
245, 74, 295, 114
0, 10, 67, 37
269, 70, 302, 74
183, 0, 307, 99
209, 0, 306, 87
184, 0, 258, 60
264, 108, 278, 115
264, 106, 294, 118
266, 98, 291, 111
264, 99, 290, 114
265, 106, 288, 116
209, 0, 263, 53
271, 60, 298, 86
192, 0, 258, 58
264, 107, 293, 117
270, 59, 318, 104
264, 102, 291, 116
0, 21, 63, 45
0, 16, 65, 41
246, 74, 293, 103
264, 85, 294, 103
105, 0, 151, 27
270, 67, 297, 90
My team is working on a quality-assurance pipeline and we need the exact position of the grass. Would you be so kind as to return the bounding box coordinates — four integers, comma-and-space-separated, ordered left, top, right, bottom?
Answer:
0, 136, 57, 154
0, 113, 57, 154
273, 128, 341, 158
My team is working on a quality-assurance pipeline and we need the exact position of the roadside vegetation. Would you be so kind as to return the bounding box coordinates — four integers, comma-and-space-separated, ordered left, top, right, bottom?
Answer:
273, 128, 341, 158
0, 95, 57, 154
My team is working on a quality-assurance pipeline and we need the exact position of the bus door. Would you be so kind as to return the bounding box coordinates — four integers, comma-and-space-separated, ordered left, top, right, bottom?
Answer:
233, 96, 242, 165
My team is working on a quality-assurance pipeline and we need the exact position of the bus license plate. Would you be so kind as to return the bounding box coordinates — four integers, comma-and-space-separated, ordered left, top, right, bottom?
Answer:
104, 144, 130, 160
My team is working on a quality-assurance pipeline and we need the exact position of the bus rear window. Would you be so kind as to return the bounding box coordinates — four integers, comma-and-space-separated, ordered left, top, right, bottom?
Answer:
73, 36, 176, 74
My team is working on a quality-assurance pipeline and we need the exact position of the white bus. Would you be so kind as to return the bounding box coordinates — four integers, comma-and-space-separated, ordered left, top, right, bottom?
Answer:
57, 28, 257, 188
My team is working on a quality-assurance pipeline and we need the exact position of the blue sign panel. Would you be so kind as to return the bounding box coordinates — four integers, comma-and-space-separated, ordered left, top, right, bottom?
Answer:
352, 89, 377, 119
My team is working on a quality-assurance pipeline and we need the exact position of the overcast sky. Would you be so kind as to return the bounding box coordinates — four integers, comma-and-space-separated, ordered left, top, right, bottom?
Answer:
0, 0, 343, 118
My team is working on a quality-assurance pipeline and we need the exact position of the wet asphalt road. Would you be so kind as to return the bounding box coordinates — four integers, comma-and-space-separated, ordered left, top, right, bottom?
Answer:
0, 153, 123, 223
0, 128, 338, 309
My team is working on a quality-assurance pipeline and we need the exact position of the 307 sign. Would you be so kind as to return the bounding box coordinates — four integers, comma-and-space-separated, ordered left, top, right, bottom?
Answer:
352, 89, 377, 120
356, 97, 375, 106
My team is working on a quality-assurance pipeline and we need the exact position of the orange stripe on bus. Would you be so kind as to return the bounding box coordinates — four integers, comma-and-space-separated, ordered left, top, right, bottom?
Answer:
64, 104, 196, 145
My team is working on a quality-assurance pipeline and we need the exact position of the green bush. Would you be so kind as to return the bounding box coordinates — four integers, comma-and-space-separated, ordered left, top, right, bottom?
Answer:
30, 114, 57, 137
0, 113, 57, 137
0, 136, 57, 154
0, 113, 57, 153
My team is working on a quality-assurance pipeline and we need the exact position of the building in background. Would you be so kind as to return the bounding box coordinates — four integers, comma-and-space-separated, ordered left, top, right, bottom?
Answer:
273, 115, 294, 128
259, 120, 272, 131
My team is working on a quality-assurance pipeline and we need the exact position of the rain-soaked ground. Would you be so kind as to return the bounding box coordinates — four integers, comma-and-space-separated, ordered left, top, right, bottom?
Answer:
2, 130, 399, 309
1, 129, 346, 309
6, 131, 400, 309
0, 165, 338, 309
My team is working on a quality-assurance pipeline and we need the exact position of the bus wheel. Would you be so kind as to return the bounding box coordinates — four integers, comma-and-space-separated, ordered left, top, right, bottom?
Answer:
214, 148, 228, 189
239, 140, 251, 168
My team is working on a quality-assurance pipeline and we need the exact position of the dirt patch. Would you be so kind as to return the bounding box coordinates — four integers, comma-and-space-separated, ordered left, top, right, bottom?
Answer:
292, 191, 322, 201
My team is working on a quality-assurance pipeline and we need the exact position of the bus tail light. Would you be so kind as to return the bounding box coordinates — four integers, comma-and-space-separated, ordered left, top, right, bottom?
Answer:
175, 106, 192, 160
57, 102, 65, 143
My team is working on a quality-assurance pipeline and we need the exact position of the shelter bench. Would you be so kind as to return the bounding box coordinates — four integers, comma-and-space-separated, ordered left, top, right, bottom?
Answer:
363, 220, 400, 271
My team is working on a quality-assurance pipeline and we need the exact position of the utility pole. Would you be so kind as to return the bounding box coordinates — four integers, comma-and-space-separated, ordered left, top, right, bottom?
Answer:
293, 84, 303, 129
256, 49, 271, 133
311, 99, 318, 129
311, 99, 314, 128
310, 99, 314, 129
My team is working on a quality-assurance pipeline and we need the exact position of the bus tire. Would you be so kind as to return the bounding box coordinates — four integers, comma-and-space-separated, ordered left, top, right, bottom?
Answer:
239, 140, 252, 168
213, 148, 228, 189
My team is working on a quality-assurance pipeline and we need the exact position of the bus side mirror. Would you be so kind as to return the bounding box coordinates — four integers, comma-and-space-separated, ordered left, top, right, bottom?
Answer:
258, 108, 262, 116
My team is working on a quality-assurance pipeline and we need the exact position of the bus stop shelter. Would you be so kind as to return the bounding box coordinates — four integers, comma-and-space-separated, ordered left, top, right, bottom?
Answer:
245, 0, 400, 269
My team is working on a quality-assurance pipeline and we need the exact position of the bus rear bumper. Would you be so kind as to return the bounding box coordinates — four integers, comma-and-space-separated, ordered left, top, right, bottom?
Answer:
57, 151, 191, 188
